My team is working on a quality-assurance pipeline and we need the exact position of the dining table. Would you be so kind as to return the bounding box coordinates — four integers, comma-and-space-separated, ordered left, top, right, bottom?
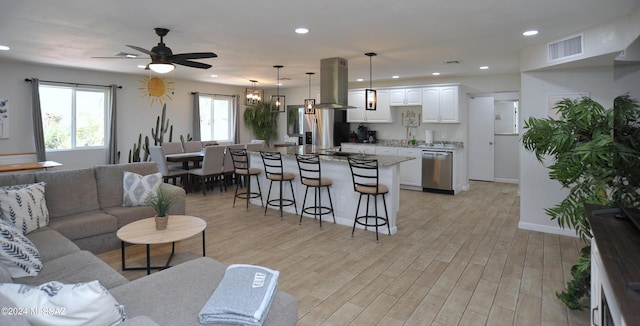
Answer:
165, 152, 204, 169
0, 161, 62, 173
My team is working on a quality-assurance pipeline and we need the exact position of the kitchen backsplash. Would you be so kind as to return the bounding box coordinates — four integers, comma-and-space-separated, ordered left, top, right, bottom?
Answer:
349, 106, 466, 143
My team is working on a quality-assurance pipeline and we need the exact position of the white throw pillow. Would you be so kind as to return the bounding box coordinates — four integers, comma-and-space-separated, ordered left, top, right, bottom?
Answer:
0, 280, 126, 326
122, 172, 162, 207
0, 219, 41, 278
0, 182, 49, 234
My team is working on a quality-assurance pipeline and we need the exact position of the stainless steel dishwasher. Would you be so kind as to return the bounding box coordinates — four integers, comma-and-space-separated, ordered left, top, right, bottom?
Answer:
422, 150, 454, 194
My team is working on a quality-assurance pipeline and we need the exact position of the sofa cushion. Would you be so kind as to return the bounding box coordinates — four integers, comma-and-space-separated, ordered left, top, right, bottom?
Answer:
122, 172, 162, 207
0, 220, 41, 278
94, 163, 159, 209
110, 257, 298, 326
26, 227, 80, 262
0, 292, 30, 326
0, 280, 126, 326
35, 168, 99, 218
0, 173, 36, 187
102, 205, 156, 229
119, 316, 160, 326
0, 182, 49, 234
47, 210, 118, 241
18, 250, 128, 289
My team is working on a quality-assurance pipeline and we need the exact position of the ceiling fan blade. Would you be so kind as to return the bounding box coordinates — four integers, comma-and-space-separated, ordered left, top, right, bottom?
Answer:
172, 59, 212, 69
91, 56, 146, 59
172, 52, 218, 60
126, 45, 156, 56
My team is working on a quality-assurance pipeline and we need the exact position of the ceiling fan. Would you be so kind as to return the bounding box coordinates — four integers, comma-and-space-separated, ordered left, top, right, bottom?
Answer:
126, 27, 217, 73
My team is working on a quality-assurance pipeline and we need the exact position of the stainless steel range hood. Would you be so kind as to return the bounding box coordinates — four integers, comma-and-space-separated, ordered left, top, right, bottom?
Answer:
314, 57, 355, 109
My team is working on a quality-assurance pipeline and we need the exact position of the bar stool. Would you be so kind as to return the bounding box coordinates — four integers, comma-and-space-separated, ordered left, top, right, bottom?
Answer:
229, 148, 263, 209
347, 157, 390, 242
296, 154, 335, 229
261, 151, 297, 218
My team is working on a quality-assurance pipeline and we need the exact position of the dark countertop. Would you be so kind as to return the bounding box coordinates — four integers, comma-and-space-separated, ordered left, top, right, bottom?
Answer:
254, 145, 414, 166
586, 204, 640, 324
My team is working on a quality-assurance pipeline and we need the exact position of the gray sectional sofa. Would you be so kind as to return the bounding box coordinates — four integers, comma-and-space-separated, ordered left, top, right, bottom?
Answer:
0, 163, 298, 325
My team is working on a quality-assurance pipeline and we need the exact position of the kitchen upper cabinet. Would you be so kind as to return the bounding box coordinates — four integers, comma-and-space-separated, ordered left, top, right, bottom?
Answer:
422, 86, 460, 123
347, 90, 393, 123
390, 88, 422, 106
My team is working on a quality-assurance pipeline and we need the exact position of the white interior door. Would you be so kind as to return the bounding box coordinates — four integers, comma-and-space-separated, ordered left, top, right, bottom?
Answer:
468, 96, 495, 181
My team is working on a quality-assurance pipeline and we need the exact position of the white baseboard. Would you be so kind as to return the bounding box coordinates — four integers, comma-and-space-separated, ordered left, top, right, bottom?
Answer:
518, 221, 578, 237
494, 178, 519, 184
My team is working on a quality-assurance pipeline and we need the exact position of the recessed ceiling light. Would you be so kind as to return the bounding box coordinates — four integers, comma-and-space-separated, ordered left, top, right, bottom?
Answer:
480, 66, 489, 70
295, 27, 309, 34
137, 65, 146, 69
0, 45, 10, 51
523, 30, 539, 36
210, 74, 218, 78
356, 78, 364, 82
432, 72, 441, 76
392, 75, 399, 79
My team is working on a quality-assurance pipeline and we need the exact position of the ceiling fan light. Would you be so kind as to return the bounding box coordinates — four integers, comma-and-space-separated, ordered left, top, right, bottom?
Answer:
148, 62, 175, 73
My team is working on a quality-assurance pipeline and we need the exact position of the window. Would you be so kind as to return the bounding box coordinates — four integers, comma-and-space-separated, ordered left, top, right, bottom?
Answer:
39, 84, 107, 150
199, 95, 234, 142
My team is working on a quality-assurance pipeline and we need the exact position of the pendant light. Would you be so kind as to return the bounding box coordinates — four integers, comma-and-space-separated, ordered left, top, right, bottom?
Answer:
271, 65, 285, 112
365, 52, 377, 111
304, 72, 315, 114
245, 80, 262, 106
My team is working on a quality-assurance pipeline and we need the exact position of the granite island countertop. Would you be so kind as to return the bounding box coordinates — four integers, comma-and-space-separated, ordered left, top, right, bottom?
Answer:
255, 145, 415, 167
341, 140, 464, 150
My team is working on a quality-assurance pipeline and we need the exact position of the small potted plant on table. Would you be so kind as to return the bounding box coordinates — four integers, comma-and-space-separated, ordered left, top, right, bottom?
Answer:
146, 187, 176, 230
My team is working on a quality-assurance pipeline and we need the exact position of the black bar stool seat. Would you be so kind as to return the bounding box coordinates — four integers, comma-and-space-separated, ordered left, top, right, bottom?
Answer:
261, 151, 297, 218
296, 154, 335, 229
229, 148, 263, 209
347, 157, 390, 242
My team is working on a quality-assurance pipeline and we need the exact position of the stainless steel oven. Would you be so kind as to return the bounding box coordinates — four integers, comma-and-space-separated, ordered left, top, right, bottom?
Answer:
422, 150, 454, 194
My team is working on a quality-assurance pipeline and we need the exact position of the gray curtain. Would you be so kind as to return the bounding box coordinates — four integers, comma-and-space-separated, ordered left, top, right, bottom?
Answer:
233, 95, 240, 143
107, 85, 118, 164
30, 78, 46, 161
192, 92, 201, 141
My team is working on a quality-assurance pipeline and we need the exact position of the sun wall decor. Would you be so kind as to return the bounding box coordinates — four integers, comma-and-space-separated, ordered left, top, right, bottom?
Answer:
139, 76, 175, 107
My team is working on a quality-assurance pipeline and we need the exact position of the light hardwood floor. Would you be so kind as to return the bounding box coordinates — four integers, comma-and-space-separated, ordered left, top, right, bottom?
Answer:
97, 181, 590, 325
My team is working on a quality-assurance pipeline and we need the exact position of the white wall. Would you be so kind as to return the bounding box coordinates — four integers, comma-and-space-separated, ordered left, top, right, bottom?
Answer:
0, 61, 258, 170
519, 66, 616, 236
494, 135, 520, 182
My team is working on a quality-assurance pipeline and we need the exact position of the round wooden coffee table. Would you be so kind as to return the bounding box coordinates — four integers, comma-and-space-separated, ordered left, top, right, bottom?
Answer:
117, 215, 207, 275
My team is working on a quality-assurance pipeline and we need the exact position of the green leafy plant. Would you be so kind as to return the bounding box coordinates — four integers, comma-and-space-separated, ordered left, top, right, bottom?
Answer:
522, 95, 640, 309
145, 187, 176, 217
243, 102, 279, 146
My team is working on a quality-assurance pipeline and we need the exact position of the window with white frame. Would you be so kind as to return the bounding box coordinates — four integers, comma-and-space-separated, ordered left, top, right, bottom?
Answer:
199, 94, 233, 143
39, 84, 107, 150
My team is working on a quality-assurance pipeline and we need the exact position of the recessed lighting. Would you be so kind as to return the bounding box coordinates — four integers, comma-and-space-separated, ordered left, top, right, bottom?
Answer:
392, 75, 399, 79
523, 30, 538, 36
432, 72, 441, 76
356, 78, 364, 82
277, 83, 283, 86
137, 65, 147, 69
295, 27, 309, 34
0, 45, 10, 51
210, 74, 218, 78
480, 66, 489, 70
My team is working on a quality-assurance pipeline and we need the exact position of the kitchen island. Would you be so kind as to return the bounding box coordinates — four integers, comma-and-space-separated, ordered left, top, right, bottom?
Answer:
248, 145, 414, 235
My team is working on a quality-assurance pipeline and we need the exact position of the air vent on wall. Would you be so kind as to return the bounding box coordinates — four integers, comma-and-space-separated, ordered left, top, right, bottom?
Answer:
548, 34, 583, 62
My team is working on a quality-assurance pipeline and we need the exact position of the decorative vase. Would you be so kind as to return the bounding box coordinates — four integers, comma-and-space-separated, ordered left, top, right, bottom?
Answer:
155, 216, 168, 230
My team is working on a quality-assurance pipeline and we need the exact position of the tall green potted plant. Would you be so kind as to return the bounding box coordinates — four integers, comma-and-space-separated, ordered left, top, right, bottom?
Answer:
522, 95, 640, 309
243, 102, 279, 146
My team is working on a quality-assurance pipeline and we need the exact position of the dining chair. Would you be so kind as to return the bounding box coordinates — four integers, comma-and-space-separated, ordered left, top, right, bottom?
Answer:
229, 148, 263, 209
188, 146, 225, 195
183, 140, 203, 153
148, 146, 189, 186
162, 141, 184, 169
347, 157, 390, 242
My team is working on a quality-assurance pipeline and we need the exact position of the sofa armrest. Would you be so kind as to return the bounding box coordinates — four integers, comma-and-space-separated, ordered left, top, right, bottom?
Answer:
159, 183, 186, 215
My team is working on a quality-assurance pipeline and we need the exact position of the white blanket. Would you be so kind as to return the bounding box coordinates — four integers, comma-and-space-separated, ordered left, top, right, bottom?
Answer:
198, 264, 279, 326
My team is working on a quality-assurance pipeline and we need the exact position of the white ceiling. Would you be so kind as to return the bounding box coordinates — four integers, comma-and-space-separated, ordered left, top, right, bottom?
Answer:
0, 0, 637, 88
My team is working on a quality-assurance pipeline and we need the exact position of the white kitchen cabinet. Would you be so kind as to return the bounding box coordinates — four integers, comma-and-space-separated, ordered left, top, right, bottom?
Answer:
397, 147, 422, 187
422, 85, 459, 123
347, 90, 393, 123
390, 88, 422, 106
375, 146, 398, 156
